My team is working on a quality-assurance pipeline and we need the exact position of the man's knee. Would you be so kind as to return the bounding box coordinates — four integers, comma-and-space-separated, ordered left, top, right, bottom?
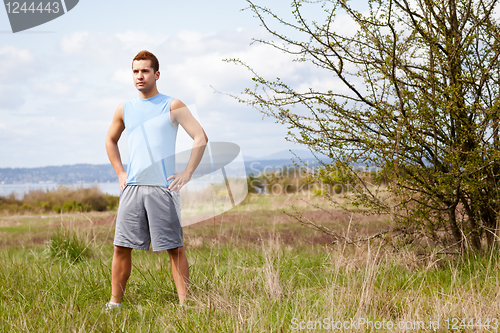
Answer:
114, 245, 132, 257
167, 246, 185, 257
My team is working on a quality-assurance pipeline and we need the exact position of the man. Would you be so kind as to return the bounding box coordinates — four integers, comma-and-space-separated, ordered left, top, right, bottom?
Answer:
105, 50, 207, 308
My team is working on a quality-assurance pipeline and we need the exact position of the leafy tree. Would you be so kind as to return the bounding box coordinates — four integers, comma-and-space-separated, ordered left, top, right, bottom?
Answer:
230, 0, 500, 251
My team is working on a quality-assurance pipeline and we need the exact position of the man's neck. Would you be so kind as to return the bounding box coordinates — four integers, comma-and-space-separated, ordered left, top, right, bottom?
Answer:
138, 87, 160, 99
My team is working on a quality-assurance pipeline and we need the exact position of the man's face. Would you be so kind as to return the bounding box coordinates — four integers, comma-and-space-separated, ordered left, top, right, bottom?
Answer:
132, 60, 159, 92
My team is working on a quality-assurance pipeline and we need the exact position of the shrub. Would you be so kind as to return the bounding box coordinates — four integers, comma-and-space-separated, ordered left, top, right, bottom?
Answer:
106, 195, 119, 211
52, 204, 61, 214
63, 201, 75, 212
45, 230, 92, 263
0, 185, 119, 214
247, 167, 316, 195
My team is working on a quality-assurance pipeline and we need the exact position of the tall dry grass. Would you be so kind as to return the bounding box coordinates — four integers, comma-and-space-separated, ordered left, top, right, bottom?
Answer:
0, 191, 499, 331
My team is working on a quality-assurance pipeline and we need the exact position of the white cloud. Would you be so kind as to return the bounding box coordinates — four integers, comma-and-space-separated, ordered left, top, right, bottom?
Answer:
0, 45, 33, 63
115, 31, 169, 49
60, 31, 125, 66
0, 87, 26, 110
177, 30, 206, 42
60, 31, 89, 54
33, 76, 81, 95
0, 45, 35, 85
111, 67, 131, 85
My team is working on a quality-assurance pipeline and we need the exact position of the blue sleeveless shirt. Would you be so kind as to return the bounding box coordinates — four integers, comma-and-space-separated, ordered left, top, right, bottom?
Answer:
123, 93, 178, 187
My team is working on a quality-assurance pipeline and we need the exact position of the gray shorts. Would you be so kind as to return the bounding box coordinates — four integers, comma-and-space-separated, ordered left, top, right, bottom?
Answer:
114, 185, 183, 251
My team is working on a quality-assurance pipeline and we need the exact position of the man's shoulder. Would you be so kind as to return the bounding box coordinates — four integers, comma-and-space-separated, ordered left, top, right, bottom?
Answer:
114, 102, 124, 111
170, 99, 185, 111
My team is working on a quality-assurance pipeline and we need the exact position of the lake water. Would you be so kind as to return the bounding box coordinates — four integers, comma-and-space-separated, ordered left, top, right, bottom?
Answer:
0, 182, 121, 199
0, 176, 242, 199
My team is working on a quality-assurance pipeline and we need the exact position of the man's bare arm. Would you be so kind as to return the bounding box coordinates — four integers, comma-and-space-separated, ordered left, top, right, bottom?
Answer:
105, 103, 127, 190
168, 99, 208, 192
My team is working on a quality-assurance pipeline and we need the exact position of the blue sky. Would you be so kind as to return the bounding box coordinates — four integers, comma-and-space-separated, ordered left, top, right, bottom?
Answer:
0, 0, 353, 168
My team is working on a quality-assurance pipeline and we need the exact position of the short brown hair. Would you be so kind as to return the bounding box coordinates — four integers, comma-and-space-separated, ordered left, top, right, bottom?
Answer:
132, 50, 159, 73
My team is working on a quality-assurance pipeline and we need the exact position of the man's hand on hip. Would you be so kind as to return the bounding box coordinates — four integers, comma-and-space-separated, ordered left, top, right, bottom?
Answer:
118, 172, 127, 190
167, 170, 192, 192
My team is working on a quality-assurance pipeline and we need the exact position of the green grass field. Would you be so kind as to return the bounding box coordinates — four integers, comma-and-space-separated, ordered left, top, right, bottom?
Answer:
0, 193, 499, 332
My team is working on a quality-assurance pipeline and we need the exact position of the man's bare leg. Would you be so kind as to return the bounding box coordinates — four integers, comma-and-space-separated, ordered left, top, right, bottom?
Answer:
110, 245, 132, 304
167, 246, 189, 304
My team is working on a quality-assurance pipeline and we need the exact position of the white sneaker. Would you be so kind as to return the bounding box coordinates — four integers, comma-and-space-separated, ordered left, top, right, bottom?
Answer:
105, 302, 122, 312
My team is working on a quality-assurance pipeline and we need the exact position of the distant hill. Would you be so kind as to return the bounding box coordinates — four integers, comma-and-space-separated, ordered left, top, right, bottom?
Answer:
244, 149, 327, 161
0, 164, 118, 184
